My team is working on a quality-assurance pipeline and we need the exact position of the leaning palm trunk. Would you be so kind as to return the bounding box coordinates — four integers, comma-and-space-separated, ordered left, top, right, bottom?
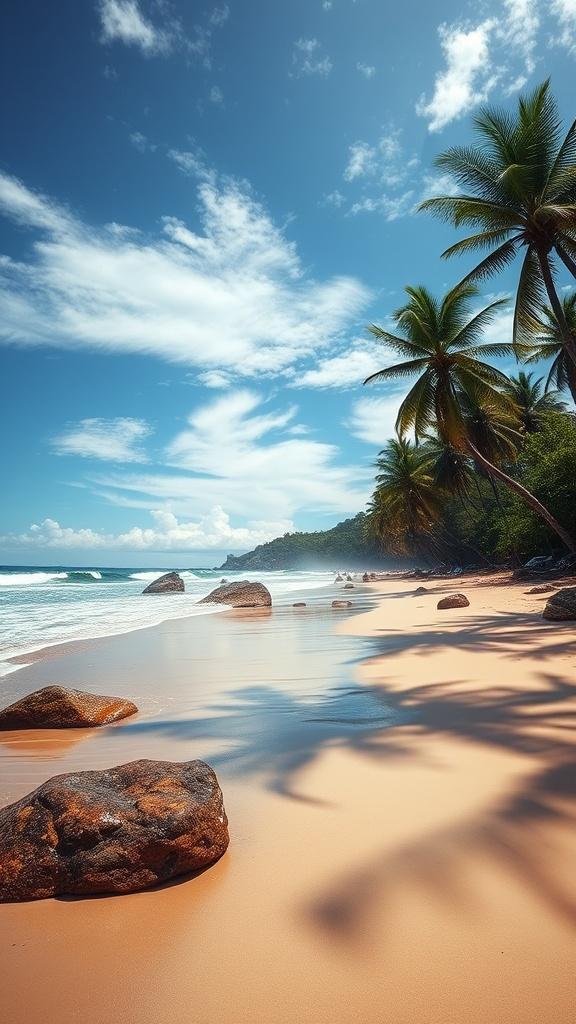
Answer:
536, 248, 576, 367
465, 440, 575, 552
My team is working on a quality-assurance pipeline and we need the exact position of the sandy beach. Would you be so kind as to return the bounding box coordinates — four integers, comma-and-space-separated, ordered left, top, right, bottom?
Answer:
0, 575, 575, 1024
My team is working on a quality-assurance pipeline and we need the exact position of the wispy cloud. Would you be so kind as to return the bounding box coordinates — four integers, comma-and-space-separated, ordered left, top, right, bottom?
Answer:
51, 418, 151, 462
98, 0, 171, 55
129, 130, 156, 153
357, 62, 376, 79
348, 394, 404, 446
551, 0, 576, 54
292, 38, 333, 77
0, 169, 369, 381
295, 341, 387, 389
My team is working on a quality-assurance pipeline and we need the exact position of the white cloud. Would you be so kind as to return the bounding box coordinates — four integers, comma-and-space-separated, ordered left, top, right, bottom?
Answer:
349, 191, 415, 220
322, 1, 333, 9
551, 0, 576, 53
417, 20, 496, 132
98, 0, 170, 55
357, 62, 376, 78
0, 508, 293, 552
296, 341, 387, 389
343, 129, 415, 185
292, 38, 333, 77
89, 390, 371, 521
0, 170, 369, 379
209, 85, 224, 105
51, 418, 151, 462
348, 394, 404, 446
321, 189, 346, 208
129, 131, 156, 153
197, 369, 233, 388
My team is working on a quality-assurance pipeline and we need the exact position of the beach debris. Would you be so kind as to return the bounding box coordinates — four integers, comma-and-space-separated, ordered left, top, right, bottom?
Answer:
437, 593, 470, 609
344, 583, 355, 589
0, 686, 137, 730
142, 571, 185, 595
0, 759, 229, 902
293, 602, 306, 607
542, 587, 576, 621
199, 580, 272, 608
527, 584, 556, 595
332, 600, 353, 608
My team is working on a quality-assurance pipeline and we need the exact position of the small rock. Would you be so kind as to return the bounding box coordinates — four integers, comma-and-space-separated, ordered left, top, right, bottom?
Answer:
332, 600, 353, 608
0, 759, 229, 902
527, 585, 556, 595
335, 575, 344, 582
0, 686, 137, 730
437, 593, 470, 610
293, 602, 306, 607
414, 586, 429, 595
542, 587, 576, 621
199, 580, 272, 608
344, 584, 355, 590
142, 572, 185, 595
362, 573, 370, 582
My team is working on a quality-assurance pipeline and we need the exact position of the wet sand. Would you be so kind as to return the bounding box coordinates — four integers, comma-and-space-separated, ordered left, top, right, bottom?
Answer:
0, 576, 575, 1023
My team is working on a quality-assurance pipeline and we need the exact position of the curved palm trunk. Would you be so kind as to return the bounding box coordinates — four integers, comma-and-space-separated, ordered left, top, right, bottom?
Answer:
537, 249, 576, 367
555, 242, 576, 282
464, 439, 575, 552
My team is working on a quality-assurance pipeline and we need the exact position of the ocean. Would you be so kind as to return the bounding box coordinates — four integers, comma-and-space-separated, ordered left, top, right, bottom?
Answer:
0, 565, 337, 677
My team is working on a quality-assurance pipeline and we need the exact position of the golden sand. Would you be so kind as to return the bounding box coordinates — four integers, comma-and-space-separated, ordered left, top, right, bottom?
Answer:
0, 576, 574, 1023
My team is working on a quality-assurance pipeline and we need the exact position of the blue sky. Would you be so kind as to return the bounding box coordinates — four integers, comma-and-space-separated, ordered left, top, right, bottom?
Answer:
1, 0, 575, 566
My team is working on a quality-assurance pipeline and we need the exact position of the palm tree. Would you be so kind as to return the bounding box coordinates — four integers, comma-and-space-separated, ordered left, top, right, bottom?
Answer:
502, 371, 566, 431
419, 81, 576, 364
364, 284, 575, 551
366, 438, 442, 556
525, 294, 576, 403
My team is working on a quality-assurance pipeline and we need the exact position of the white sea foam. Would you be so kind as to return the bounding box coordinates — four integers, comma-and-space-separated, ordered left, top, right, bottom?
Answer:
0, 571, 68, 586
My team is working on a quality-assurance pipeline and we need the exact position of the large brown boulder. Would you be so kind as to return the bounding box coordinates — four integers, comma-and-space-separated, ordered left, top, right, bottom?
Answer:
142, 572, 184, 595
0, 686, 138, 730
437, 593, 470, 610
542, 587, 576, 621
199, 580, 272, 608
0, 759, 229, 902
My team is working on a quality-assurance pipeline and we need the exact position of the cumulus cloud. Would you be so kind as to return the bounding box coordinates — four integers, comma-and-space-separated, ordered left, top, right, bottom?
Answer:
417, 1, 543, 132
292, 38, 333, 77
51, 418, 151, 462
0, 508, 293, 552
296, 341, 387, 389
551, 0, 576, 53
0, 169, 369, 379
347, 394, 405, 446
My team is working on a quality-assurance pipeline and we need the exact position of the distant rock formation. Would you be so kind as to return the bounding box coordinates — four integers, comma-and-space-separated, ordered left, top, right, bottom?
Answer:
199, 580, 272, 608
437, 593, 470, 609
542, 587, 576, 621
0, 759, 229, 902
142, 572, 185, 594
0, 686, 137, 730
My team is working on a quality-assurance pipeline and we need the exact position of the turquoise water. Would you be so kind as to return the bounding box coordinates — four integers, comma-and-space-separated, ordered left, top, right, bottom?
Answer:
0, 565, 336, 676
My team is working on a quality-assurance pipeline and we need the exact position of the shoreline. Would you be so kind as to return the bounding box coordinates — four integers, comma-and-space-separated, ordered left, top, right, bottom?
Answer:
0, 572, 575, 1023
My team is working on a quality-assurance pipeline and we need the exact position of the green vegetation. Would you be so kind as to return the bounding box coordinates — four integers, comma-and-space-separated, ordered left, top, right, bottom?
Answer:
216, 514, 389, 571
363, 79, 576, 567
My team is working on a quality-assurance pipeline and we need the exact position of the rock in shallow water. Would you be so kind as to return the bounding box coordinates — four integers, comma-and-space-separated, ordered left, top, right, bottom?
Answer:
332, 600, 353, 608
142, 572, 185, 595
437, 593, 470, 610
0, 759, 229, 902
0, 686, 138, 730
199, 580, 272, 608
542, 587, 576, 621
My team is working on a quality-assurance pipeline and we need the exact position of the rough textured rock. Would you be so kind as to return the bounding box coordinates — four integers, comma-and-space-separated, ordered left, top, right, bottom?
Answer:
527, 585, 556, 595
142, 572, 184, 595
0, 686, 138, 730
542, 587, 576, 621
332, 600, 353, 608
0, 759, 228, 902
293, 602, 306, 607
199, 580, 272, 608
437, 593, 470, 610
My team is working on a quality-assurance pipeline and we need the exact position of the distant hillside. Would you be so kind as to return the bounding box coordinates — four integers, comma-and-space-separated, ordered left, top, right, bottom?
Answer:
216, 514, 394, 571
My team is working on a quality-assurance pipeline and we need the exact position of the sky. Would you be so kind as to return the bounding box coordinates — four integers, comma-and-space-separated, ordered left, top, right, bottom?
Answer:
1, 0, 576, 566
